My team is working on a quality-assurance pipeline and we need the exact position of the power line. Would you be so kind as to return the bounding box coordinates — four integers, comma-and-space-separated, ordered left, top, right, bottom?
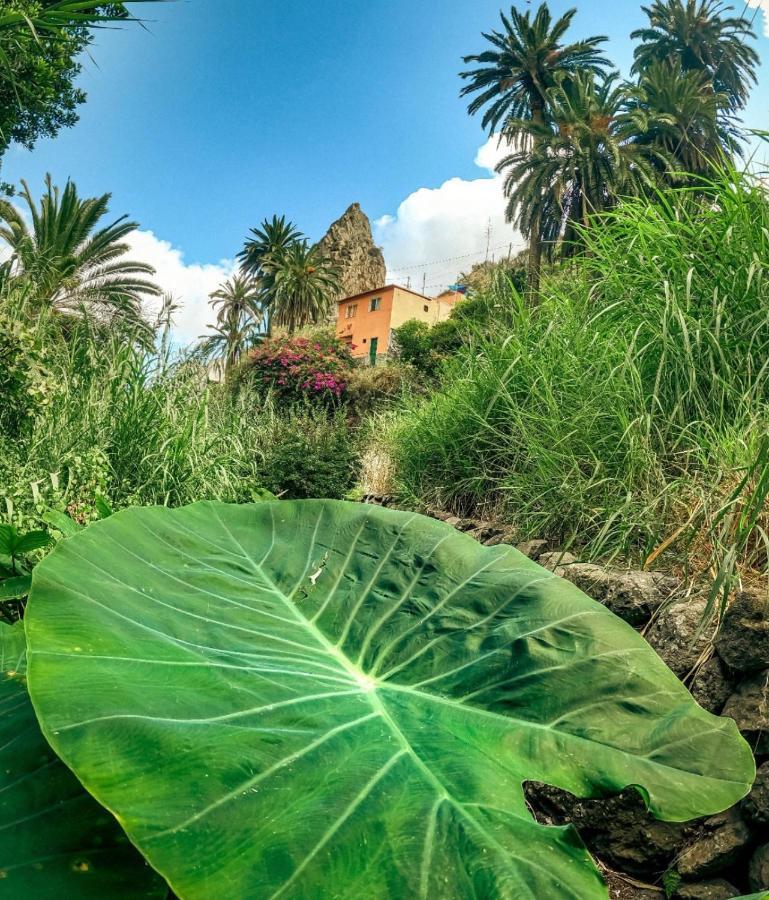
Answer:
387, 241, 516, 273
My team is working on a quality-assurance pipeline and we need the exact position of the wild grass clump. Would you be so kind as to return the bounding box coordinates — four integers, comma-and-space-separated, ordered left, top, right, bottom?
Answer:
386, 170, 769, 580
1, 317, 359, 527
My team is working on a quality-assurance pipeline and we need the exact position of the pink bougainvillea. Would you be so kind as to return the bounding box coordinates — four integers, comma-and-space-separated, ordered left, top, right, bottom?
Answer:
245, 334, 354, 403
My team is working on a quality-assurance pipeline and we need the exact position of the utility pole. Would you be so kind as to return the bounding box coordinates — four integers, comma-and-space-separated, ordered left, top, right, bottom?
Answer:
421, 272, 427, 295
485, 218, 492, 261
406, 276, 411, 289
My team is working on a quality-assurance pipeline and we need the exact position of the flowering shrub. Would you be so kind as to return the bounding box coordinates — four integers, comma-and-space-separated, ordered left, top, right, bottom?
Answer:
242, 333, 354, 404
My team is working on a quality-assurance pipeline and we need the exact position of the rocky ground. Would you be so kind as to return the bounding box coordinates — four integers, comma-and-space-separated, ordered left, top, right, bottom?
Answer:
363, 495, 769, 898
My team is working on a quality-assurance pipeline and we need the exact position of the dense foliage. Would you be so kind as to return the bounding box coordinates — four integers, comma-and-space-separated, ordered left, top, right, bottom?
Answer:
385, 169, 769, 591
0, 316, 360, 536
0, 2, 159, 168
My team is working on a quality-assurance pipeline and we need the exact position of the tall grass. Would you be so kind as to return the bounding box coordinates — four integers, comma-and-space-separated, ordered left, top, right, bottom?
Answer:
1, 318, 358, 526
386, 170, 769, 584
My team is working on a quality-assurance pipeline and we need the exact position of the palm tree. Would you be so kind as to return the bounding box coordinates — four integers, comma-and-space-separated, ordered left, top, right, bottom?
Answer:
497, 72, 666, 254
0, 175, 159, 327
154, 292, 181, 374
631, 0, 758, 113
238, 215, 303, 279
265, 241, 339, 334
460, 3, 611, 296
200, 274, 265, 376
623, 60, 737, 176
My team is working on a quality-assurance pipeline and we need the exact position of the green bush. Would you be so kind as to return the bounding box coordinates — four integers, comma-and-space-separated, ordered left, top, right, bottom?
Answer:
257, 408, 357, 499
392, 289, 517, 375
344, 362, 422, 418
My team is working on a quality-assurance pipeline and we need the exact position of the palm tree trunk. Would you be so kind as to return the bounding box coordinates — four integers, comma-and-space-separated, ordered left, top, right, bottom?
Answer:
527, 217, 542, 305
527, 98, 546, 307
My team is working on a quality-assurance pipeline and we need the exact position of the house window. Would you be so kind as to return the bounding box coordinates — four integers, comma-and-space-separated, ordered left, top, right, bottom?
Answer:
369, 297, 381, 312
423, 305, 429, 312
362, 338, 367, 343
345, 304, 358, 319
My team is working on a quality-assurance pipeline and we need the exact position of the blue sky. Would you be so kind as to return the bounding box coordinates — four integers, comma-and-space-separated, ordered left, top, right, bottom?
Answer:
4, 0, 768, 338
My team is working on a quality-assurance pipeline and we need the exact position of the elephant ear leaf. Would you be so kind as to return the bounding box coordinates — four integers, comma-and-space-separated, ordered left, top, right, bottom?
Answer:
25, 501, 755, 900
0, 621, 167, 898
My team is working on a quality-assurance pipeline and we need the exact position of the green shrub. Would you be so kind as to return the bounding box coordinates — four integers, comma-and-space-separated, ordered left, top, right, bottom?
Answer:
257, 408, 357, 499
392, 289, 517, 375
344, 362, 422, 418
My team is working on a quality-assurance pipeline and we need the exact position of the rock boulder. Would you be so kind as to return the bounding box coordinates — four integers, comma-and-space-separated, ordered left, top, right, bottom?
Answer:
722, 669, 769, 754
674, 881, 740, 900
645, 597, 715, 677
749, 842, 769, 891
676, 807, 752, 879
556, 563, 676, 626
715, 589, 769, 672
690, 656, 736, 715
742, 761, 769, 827
316, 203, 386, 301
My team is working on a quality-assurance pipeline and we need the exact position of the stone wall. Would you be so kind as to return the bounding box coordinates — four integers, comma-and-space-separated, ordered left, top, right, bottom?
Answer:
362, 495, 769, 898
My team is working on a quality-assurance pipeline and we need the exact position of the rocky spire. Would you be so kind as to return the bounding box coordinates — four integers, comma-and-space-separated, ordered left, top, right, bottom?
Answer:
316, 203, 386, 299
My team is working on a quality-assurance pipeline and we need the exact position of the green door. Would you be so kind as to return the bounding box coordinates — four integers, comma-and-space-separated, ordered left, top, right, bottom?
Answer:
369, 336, 378, 366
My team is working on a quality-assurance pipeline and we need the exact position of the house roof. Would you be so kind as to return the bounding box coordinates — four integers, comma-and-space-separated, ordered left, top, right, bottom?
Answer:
337, 284, 437, 305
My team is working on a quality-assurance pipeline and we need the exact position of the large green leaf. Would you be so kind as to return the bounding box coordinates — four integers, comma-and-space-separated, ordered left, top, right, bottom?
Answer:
25, 501, 754, 900
0, 622, 166, 897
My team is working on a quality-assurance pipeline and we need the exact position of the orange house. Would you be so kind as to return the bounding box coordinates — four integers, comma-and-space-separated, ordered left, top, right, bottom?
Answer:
336, 285, 457, 362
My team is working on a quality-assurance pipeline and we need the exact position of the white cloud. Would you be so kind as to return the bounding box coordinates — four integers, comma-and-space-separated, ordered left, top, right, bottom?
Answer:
374, 135, 524, 295
747, 0, 769, 37
125, 230, 236, 345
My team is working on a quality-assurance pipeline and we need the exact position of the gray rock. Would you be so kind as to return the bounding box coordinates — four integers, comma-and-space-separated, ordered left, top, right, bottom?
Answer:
676, 807, 752, 878
742, 761, 769, 826
538, 550, 578, 572
316, 203, 386, 300
646, 597, 716, 677
557, 563, 676, 626
722, 669, 769, 754
426, 508, 453, 522
675, 881, 740, 900
483, 529, 517, 547
515, 539, 550, 561
443, 516, 463, 529
527, 784, 686, 876
466, 521, 502, 542
749, 842, 769, 891
690, 657, 737, 715
715, 589, 769, 672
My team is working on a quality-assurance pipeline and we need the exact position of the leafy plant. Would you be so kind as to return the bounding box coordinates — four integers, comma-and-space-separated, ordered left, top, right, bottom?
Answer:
0, 620, 166, 897
25, 501, 754, 899
0, 523, 52, 618
0, 307, 51, 435
257, 408, 358, 499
